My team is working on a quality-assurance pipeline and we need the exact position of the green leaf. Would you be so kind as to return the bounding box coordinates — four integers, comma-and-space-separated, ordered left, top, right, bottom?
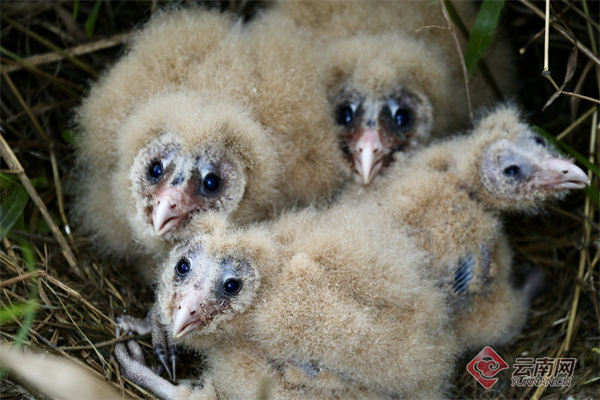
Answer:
0, 183, 30, 238
0, 302, 38, 324
29, 177, 47, 188
36, 212, 61, 235
0, 174, 17, 190
584, 186, 599, 207
0, 242, 38, 381
62, 129, 77, 145
73, 0, 80, 20
85, 0, 103, 39
464, 0, 504, 76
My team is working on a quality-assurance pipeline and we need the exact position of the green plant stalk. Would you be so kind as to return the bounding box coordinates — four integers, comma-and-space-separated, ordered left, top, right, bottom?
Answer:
85, 0, 103, 39
73, 0, 80, 20
581, 0, 598, 56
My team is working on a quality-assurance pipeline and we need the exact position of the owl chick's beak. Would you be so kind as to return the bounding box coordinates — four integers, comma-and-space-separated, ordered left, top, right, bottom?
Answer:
536, 158, 590, 190
353, 129, 384, 185
172, 289, 206, 339
153, 188, 191, 236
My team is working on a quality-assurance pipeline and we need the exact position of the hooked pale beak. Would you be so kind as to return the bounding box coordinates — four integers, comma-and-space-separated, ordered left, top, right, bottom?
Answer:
172, 289, 206, 339
353, 129, 385, 185
152, 188, 186, 236
537, 158, 590, 190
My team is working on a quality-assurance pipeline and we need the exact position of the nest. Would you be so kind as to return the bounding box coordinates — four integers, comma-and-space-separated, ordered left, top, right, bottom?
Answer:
0, 1, 598, 399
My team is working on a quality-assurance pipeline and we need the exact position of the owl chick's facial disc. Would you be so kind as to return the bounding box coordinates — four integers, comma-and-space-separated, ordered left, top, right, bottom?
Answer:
162, 241, 257, 339
333, 86, 433, 185
130, 132, 244, 239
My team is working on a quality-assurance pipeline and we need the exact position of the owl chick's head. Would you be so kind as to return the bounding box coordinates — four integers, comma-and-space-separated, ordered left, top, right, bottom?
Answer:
326, 33, 453, 185
155, 215, 279, 346
476, 106, 589, 211
159, 238, 258, 341
116, 90, 278, 249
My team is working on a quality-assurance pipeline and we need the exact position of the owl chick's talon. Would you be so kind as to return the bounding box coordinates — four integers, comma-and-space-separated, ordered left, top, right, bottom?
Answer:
147, 304, 177, 380
169, 344, 178, 382
153, 343, 172, 381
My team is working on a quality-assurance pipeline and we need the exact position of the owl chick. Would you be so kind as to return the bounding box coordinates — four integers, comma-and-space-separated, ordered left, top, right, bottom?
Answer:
351, 104, 589, 348
72, 8, 253, 263
72, 9, 345, 270
117, 212, 458, 399
270, 0, 516, 184
105, 90, 282, 266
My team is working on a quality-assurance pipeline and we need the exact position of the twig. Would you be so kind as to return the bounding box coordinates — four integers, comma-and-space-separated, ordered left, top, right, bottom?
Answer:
581, 0, 598, 56
530, 342, 565, 400
2, 237, 18, 262
561, 0, 600, 31
0, 133, 81, 276
60, 335, 136, 351
543, 0, 550, 73
0, 169, 23, 174
51, 286, 110, 370
3, 33, 130, 73
1, 15, 98, 77
0, 271, 42, 290
563, 109, 596, 352
520, 1, 576, 55
42, 273, 119, 329
49, 146, 77, 252
1, 68, 50, 145
556, 105, 597, 141
581, 0, 600, 97
570, 60, 594, 120
517, 0, 600, 67
544, 74, 600, 105
0, 53, 83, 95
440, 0, 473, 125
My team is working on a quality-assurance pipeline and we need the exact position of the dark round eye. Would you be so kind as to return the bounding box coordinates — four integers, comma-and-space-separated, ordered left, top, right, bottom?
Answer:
394, 108, 411, 129
533, 136, 546, 147
202, 173, 221, 192
175, 258, 190, 276
503, 165, 521, 176
148, 161, 163, 180
223, 278, 242, 295
335, 105, 354, 126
